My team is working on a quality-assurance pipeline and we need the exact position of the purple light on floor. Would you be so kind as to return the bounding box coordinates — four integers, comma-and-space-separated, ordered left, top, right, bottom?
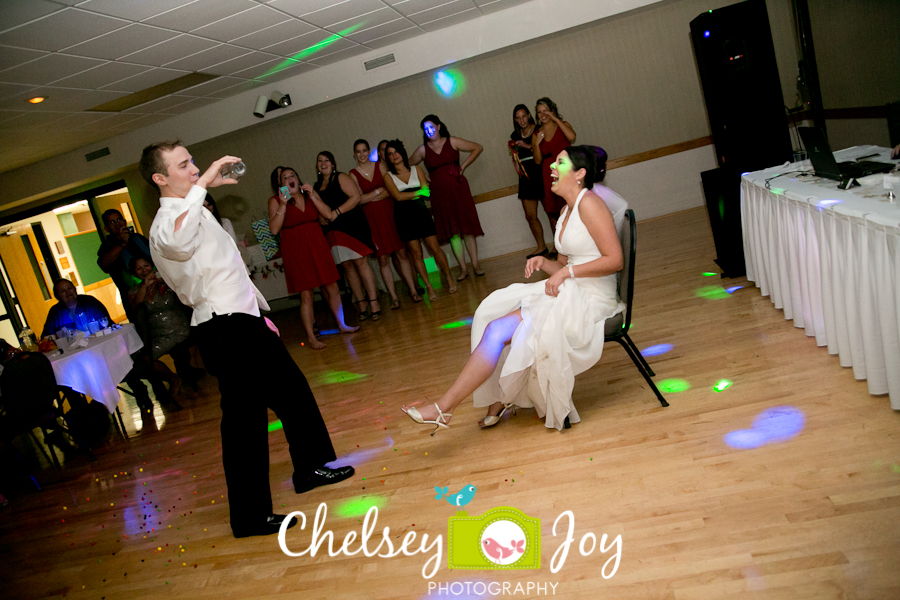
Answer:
327, 436, 395, 469
640, 343, 674, 357
724, 406, 805, 449
817, 199, 842, 207
726, 286, 744, 294
319, 328, 340, 335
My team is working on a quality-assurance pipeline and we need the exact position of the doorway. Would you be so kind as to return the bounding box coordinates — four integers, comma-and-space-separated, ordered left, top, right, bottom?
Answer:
0, 182, 141, 342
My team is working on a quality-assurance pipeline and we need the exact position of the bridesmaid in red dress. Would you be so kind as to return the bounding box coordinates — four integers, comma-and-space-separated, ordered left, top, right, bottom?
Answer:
268, 167, 358, 349
350, 139, 419, 308
410, 114, 485, 281
532, 97, 577, 238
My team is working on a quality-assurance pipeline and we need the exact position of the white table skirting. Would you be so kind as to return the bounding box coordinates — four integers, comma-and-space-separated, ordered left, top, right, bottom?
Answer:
741, 145, 900, 408
49, 324, 144, 413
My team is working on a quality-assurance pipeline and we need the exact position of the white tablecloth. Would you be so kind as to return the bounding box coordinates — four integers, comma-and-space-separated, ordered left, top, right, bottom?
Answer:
48, 324, 144, 413
741, 145, 900, 408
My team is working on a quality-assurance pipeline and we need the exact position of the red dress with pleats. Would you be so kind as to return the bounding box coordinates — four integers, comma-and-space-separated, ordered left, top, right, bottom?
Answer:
423, 140, 483, 243
273, 195, 340, 294
351, 166, 404, 257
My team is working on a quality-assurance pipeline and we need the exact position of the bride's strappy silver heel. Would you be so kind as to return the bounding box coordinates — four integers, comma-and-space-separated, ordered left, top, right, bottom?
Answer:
402, 403, 452, 436
479, 403, 516, 429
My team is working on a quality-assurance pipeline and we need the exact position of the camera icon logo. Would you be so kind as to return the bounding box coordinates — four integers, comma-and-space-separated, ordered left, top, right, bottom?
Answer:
447, 507, 540, 571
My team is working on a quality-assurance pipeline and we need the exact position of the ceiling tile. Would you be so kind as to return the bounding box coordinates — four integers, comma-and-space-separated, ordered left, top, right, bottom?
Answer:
100, 67, 192, 93
160, 96, 221, 113
0, 8, 130, 52
261, 30, 334, 58
0, 0, 66, 32
163, 44, 250, 72
327, 8, 403, 36
252, 61, 318, 83
49, 62, 151, 89
407, 0, 476, 24
418, 6, 479, 30
229, 19, 316, 50
0, 54, 106, 86
119, 35, 219, 67
177, 76, 243, 97
191, 5, 289, 43
90, 112, 148, 129
303, 0, 386, 28
364, 26, 420, 50
266, 0, 347, 19
224, 58, 286, 80
202, 51, 280, 76
144, 0, 258, 33
0, 86, 82, 110
390, 0, 455, 17
123, 94, 195, 114
121, 114, 174, 129
62, 24, 181, 61
0, 111, 71, 131
51, 112, 118, 130
306, 44, 369, 66
62, 89, 132, 111
347, 18, 413, 44
75, 0, 195, 23
0, 83, 37, 101
0, 46, 48, 73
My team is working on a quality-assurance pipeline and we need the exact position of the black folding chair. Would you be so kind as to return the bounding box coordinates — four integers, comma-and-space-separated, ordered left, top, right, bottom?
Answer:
0, 352, 97, 490
603, 209, 669, 407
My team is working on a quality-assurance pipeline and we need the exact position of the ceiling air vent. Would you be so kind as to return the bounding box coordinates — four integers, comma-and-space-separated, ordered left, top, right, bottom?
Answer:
85, 147, 111, 162
364, 53, 395, 71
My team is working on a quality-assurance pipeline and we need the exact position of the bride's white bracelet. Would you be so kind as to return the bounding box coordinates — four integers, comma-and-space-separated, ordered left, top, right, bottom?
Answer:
568, 264, 575, 279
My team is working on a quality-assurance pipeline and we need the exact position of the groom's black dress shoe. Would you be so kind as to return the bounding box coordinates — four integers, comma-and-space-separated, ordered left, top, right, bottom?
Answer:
293, 465, 355, 494
232, 514, 298, 538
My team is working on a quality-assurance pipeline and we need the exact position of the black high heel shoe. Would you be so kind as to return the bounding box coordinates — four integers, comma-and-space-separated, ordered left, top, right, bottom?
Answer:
368, 297, 382, 321
357, 300, 369, 321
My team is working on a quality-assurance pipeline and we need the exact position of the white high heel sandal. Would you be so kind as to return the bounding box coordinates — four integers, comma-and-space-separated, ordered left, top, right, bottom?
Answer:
479, 403, 516, 429
402, 403, 452, 436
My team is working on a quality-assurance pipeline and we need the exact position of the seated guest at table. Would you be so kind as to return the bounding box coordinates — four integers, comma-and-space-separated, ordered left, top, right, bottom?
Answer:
41, 279, 111, 338
42, 279, 176, 414
128, 257, 203, 395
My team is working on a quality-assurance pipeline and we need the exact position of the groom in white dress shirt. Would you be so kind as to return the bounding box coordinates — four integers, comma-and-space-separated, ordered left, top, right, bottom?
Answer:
141, 141, 353, 538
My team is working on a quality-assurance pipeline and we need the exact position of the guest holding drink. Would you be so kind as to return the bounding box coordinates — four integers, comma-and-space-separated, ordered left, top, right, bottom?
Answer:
350, 139, 419, 309
509, 104, 548, 258
532, 97, 576, 236
383, 139, 457, 302
268, 167, 358, 349
410, 114, 485, 281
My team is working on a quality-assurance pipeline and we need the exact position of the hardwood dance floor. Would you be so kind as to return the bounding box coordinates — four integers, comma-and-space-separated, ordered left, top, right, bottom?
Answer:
1, 207, 898, 599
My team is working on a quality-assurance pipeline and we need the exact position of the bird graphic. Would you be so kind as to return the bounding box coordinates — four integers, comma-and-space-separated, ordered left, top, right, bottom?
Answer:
482, 538, 525, 562
434, 485, 477, 507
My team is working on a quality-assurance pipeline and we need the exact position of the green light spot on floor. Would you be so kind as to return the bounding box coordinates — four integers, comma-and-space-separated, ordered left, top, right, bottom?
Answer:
658, 378, 691, 393
267, 420, 283, 432
712, 379, 732, 392
440, 318, 474, 330
892, 463, 900, 474
315, 370, 371, 385
695, 285, 731, 300
334, 495, 388, 518
702, 272, 717, 277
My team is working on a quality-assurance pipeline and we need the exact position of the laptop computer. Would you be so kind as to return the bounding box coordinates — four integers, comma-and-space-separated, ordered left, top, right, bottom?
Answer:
798, 127, 895, 181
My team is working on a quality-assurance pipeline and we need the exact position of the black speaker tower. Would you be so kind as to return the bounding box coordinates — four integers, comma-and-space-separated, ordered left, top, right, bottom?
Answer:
690, 0, 793, 277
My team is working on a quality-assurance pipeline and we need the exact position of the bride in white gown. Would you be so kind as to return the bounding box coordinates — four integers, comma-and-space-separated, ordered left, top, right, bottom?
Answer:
402, 145, 625, 433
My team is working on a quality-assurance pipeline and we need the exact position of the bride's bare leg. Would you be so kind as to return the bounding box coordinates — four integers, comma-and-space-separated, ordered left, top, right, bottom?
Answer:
402, 310, 522, 423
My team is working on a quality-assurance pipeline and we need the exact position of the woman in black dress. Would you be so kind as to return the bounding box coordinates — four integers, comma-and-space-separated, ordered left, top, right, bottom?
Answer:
510, 104, 547, 258
307, 151, 382, 320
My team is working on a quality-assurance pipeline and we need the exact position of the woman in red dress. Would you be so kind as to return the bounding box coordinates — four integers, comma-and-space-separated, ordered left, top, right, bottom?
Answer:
268, 167, 358, 349
532, 97, 577, 237
410, 114, 485, 281
350, 139, 419, 308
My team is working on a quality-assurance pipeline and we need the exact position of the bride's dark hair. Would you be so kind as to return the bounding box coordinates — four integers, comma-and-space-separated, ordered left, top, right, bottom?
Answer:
565, 145, 608, 188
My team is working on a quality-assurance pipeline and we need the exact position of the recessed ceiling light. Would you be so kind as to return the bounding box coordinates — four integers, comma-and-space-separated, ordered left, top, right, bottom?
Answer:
28, 96, 46, 104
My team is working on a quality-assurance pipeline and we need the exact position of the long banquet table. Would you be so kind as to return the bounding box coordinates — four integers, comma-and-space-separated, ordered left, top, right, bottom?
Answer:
741, 145, 900, 408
